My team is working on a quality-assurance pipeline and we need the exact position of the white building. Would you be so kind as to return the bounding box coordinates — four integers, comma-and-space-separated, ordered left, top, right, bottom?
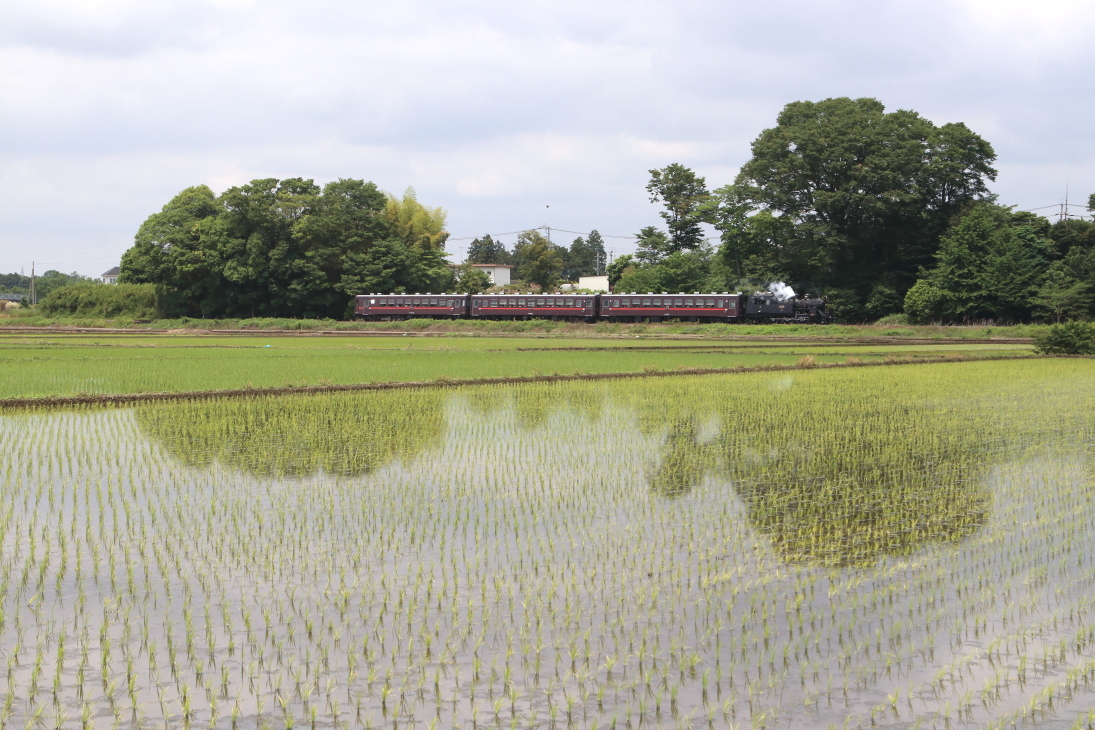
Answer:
578, 275, 609, 292
469, 264, 512, 286
101, 266, 121, 284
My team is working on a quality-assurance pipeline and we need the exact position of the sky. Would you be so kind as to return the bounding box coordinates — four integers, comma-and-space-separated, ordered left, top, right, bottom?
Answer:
2, 0, 1093, 277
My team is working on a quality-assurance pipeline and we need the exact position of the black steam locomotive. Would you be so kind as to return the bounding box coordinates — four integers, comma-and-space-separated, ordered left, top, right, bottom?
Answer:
354, 291, 830, 324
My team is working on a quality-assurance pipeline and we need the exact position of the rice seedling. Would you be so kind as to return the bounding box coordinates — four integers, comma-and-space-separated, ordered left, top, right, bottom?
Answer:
1, 358, 1094, 726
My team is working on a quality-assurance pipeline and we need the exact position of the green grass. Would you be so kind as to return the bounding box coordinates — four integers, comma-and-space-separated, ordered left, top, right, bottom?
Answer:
0, 333, 1030, 398
1, 311, 1044, 339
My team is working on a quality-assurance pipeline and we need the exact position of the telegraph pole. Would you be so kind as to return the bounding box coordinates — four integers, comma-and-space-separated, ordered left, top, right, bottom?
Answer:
30, 261, 35, 306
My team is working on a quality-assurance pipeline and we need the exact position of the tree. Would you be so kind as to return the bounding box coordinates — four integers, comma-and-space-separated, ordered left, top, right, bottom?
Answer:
563, 231, 605, 280
615, 250, 710, 294
732, 97, 997, 313
587, 231, 606, 274
646, 164, 710, 253
905, 204, 1049, 323
466, 234, 511, 265
606, 254, 634, 289
452, 265, 493, 294
634, 226, 671, 265
1034, 320, 1095, 354
384, 187, 449, 252
512, 230, 563, 290
120, 185, 225, 316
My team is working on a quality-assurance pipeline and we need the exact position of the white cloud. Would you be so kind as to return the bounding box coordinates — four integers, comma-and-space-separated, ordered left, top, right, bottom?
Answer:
1, 0, 1093, 274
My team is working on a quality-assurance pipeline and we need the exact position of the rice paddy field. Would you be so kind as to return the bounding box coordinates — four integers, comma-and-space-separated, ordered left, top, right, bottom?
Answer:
0, 333, 1028, 399
3, 357, 1095, 728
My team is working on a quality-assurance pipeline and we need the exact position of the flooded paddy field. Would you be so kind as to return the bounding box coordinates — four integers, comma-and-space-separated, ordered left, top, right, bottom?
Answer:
2, 359, 1095, 728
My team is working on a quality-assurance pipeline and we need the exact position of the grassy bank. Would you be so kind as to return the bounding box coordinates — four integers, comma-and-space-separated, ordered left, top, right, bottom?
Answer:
0, 312, 1044, 339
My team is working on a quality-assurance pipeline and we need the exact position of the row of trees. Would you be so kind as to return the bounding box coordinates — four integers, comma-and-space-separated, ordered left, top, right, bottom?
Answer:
120, 180, 478, 318
609, 97, 1094, 322
0, 270, 96, 301
905, 202, 1095, 323
71, 95, 1094, 323
465, 230, 606, 289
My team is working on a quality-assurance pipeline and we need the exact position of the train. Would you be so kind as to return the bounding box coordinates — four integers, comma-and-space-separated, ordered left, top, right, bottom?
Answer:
354, 291, 830, 324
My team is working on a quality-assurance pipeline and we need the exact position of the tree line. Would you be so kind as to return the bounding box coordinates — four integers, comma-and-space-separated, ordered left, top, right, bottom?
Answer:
463, 230, 607, 290
118, 180, 485, 319
22, 95, 1094, 323
591, 97, 1093, 323
0, 271, 96, 302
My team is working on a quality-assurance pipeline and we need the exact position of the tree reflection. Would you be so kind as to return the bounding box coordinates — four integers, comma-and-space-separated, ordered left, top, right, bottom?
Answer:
647, 418, 720, 498
137, 389, 446, 477
719, 399, 991, 568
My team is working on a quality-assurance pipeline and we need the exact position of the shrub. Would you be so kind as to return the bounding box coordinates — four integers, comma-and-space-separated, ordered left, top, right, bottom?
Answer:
38, 283, 161, 318
903, 280, 945, 324
1033, 320, 1095, 355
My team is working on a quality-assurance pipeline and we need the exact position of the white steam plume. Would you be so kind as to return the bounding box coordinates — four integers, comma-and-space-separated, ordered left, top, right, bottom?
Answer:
767, 281, 796, 301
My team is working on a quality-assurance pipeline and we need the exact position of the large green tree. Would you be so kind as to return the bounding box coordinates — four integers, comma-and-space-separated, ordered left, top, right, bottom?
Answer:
719, 97, 996, 317
646, 164, 710, 253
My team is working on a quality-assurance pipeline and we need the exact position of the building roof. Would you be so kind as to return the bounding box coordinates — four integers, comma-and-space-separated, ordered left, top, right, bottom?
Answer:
0, 293, 25, 301
469, 263, 513, 269
102, 266, 121, 277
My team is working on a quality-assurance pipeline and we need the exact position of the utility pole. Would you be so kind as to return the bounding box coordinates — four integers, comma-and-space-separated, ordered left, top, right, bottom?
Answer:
30, 261, 35, 306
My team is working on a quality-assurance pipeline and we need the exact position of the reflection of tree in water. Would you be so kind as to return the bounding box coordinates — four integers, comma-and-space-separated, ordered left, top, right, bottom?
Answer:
628, 373, 993, 567
720, 397, 991, 568
648, 419, 719, 498
137, 389, 445, 477
729, 448, 990, 568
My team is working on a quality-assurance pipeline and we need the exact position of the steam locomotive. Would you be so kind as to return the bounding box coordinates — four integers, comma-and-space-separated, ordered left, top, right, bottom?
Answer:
354, 292, 830, 324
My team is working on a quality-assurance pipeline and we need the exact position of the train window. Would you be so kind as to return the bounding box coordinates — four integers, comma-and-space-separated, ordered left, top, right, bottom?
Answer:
705, 299, 713, 307
517, 299, 525, 307
585, 299, 591, 307
673, 299, 683, 306
490, 299, 498, 307
642, 299, 650, 306
716, 299, 723, 307
409, 298, 417, 305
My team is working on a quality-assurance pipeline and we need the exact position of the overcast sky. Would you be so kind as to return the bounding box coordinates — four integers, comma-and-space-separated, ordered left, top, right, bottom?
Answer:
2, 0, 1093, 276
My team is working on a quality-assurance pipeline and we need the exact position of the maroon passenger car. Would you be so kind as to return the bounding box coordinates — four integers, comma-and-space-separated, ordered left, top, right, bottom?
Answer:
471, 294, 596, 321
600, 294, 742, 322
354, 294, 467, 320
